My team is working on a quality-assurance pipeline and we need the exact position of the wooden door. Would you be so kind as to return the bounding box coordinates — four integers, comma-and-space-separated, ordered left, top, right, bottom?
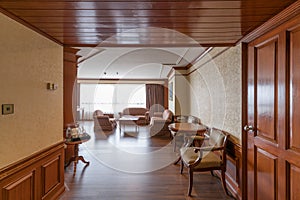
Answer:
246, 17, 300, 200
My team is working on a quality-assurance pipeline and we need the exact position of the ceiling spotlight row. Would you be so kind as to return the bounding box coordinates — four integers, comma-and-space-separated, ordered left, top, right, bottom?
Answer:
103, 72, 119, 75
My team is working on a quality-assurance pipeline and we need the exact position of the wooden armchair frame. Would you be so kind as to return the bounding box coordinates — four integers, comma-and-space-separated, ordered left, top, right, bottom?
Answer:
179, 128, 230, 196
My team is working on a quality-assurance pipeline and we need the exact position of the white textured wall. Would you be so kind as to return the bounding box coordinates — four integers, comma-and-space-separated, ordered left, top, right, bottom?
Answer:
168, 74, 175, 114
187, 45, 242, 139
0, 13, 63, 168
174, 74, 189, 115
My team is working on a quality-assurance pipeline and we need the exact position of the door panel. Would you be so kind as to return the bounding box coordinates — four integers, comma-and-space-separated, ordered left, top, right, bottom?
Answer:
248, 35, 280, 200
289, 26, 300, 152
247, 15, 300, 200
256, 39, 278, 144
256, 148, 277, 200
290, 164, 300, 200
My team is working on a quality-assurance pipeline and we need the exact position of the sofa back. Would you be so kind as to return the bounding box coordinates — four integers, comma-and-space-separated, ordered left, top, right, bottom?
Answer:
122, 107, 148, 116
93, 110, 104, 117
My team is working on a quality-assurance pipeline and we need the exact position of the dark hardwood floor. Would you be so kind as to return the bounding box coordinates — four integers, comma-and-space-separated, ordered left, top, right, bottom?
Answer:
60, 121, 234, 200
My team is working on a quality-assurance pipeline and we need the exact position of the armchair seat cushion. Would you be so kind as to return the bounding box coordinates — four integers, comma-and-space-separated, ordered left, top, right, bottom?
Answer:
180, 147, 221, 168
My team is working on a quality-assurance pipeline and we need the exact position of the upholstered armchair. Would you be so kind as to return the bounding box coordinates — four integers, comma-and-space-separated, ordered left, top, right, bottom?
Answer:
93, 110, 116, 131
179, 128, 229, 196
149, 109, 174, 136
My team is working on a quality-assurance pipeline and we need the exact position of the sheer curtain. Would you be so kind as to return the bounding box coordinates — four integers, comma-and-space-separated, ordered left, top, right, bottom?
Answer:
145, 84, 165, 117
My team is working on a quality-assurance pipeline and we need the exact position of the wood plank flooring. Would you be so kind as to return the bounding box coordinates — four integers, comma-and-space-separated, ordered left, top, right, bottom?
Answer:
59, 121, 234, 200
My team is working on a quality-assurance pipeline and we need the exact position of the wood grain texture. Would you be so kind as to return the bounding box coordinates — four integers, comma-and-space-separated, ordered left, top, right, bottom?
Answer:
289, 25, 300, 152
246, 11, 300, 200
290, 164, 300, 200
255, 38, 278, 144
0, 0, 296, 46
2, 172, 34, 200
0, 142, 65, 200
63, 47, 79, 126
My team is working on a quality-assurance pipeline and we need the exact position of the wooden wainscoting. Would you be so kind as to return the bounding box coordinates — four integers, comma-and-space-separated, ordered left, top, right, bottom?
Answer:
215, 134, 242, 200
0, 142, 65, 200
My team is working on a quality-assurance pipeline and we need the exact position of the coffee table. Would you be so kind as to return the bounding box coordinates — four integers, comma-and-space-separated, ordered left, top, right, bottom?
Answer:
118, 116, 140, 132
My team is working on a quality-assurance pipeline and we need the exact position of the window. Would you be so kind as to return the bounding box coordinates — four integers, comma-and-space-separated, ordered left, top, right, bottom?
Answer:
80, 83, 146, 119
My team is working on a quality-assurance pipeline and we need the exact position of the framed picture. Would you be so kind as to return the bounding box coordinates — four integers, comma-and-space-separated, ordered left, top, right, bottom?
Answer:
169, 82, 173, 101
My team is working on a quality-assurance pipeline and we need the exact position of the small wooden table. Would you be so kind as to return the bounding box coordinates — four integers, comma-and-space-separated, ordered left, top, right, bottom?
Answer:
168, 123, 208, 151
65, 137, 90, 174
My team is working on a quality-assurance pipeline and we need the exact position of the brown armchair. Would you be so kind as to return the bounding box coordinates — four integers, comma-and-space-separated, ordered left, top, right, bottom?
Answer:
149, 109, 174, 136
93, 110, 116, 131
179, 128, 229, 196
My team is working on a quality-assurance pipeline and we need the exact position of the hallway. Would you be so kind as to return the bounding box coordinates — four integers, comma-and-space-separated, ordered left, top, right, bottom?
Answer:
60, 121, 234, 200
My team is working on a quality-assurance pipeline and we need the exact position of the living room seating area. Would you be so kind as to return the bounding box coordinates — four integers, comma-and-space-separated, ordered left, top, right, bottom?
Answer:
118, 107, 150, 125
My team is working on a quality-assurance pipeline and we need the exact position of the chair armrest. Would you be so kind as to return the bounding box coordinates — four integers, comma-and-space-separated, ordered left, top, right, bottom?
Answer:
145, 111, 150, 121
193, 145, 224, 152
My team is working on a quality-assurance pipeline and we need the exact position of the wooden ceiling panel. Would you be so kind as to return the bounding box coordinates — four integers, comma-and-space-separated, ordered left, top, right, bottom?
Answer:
0, 0, 297, 47
9, 8, 285, 17
22, 16, 271, 23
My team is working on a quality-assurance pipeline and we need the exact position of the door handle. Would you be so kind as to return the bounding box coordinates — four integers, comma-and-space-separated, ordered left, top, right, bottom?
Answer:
244, 125, 255, 132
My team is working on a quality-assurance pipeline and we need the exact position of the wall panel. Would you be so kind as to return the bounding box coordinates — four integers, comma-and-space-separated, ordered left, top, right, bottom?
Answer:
2, 172, 35, 200
0, 142, 65, 200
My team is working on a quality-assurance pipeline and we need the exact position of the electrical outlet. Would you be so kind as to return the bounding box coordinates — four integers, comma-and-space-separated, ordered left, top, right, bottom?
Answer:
2, 104, 14, 115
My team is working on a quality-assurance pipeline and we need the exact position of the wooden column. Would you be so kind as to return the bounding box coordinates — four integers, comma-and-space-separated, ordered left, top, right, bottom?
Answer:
63, 47, 80, 128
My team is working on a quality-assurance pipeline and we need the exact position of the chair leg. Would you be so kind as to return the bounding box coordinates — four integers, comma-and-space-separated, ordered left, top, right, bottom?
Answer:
173, 137, 177, 152
221, 170, 228, 195
210, 170, 214, 176
180, 159, 184, 174
188, 167, 193, 196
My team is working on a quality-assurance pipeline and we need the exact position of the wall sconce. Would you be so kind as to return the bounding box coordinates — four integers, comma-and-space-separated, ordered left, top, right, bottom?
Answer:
47, 83, 58, 90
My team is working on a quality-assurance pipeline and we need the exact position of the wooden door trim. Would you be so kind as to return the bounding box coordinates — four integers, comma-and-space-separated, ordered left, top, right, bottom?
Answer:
241, 42, 249, 200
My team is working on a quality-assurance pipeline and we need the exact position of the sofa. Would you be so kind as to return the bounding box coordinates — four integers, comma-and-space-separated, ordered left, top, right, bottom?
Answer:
93, 110, 117, 131
119, 107, 149, 125
149, 109, 174, 136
